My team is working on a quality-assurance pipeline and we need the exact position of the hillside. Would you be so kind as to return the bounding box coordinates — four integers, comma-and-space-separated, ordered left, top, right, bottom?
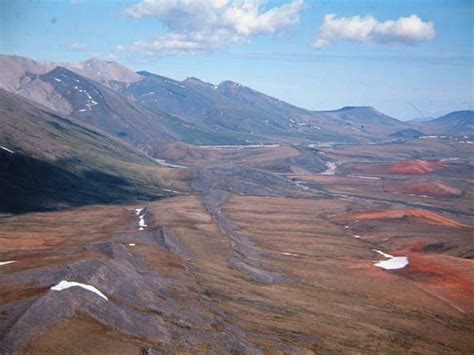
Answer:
119, 72, 411, 144
415, 110, 474, 135
117, 71, 316, 144
0, 89, 177, 213
21, 67, 183, 145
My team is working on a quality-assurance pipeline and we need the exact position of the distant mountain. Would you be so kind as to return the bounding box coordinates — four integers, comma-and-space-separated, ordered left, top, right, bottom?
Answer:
309, 106, 413, 138
0, 55, 55, 91
119, 72, 411, 144
0, 54, 417, 145
26, 66, 178, 145
414, 110, 474, 135
63, 57, 143, 87
200, 82, 413, 141
0, 89, 168, 213
117, 71, 307, 144
432, 110, 473, 125
0, 55, 141, 90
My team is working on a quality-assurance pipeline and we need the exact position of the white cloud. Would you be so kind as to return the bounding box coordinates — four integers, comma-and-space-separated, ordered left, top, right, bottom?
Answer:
68, 42, 87, 51
120, 0, 305, 55
312, 14, 435, 49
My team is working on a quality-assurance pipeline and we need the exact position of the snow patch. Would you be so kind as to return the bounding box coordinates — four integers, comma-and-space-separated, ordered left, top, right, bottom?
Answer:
375, 257, 409, 270
372, 249, 409, 270
0, 261, 16, 266
129, 243, 136, 246
348, 175, 381, 180
51, 280, 108, 301
163, 188, 181, 194
1, 146, 14, 154
139, 215, 147, 228
135, 208, 147, 231
320, 162, 337, 176
281, 252, 300, 257
373, 249, 394, 258
53, 78, 62, 82
294, 180, 309, 190
154, 158, 187, 168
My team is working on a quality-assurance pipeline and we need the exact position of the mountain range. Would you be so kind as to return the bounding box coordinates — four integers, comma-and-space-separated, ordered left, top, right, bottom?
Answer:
4, 54, 470, 149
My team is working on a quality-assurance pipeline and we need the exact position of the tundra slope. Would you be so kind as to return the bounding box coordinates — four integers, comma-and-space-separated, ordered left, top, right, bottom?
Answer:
0, 89, 186, 213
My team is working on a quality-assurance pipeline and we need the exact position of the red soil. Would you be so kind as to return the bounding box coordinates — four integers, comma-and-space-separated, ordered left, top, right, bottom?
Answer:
333, 209, 467, 228
398, 181, 462, 198
400, 253, 474, 317
404, 240, 427, 252
354, 160, 447, 175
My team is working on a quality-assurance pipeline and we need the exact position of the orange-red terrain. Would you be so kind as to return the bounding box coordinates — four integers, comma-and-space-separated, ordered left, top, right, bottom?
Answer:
352, 159, 447, 175
1, 195, 473, 353
394, 181, 463, 198
332, 208, 468, 228
399, 253, 474, 317
1, 140, 474, 353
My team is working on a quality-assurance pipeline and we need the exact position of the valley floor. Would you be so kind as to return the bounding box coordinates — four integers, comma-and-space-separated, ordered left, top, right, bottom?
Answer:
1, 138, 474, 353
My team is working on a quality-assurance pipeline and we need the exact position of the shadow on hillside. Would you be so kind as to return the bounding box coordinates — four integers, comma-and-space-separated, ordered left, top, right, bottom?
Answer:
0, 150, 161, 214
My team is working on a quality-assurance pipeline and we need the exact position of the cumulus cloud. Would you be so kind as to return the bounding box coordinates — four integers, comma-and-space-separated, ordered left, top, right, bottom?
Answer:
119, 0, 305, 55
312, 14, 435, 49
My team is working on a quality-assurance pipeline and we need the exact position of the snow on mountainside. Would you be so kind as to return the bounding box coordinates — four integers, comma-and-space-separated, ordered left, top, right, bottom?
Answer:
1, 54, 470, 144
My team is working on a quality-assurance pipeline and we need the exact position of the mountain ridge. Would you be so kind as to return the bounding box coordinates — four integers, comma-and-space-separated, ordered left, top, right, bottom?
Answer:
412, 110, 474, 135
1, 54, 470, 145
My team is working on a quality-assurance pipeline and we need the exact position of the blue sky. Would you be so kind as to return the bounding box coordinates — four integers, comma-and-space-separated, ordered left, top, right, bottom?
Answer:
1, 0, 472, 120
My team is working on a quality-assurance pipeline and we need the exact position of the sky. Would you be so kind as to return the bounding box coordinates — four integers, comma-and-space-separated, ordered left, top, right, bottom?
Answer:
1, 0, 473, 120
